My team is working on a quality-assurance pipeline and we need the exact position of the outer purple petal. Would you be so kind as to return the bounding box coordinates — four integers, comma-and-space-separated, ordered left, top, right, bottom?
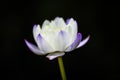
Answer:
24, 39, 46, 55
46, 52, 65, 60
65, 33, 82, 52
76, 35, 90, 48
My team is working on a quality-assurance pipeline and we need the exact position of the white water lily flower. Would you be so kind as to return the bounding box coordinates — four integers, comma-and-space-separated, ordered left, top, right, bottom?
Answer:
25, 17, 90, 60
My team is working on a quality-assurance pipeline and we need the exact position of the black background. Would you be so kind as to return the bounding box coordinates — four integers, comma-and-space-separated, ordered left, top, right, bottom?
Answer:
1, 0, 120, 80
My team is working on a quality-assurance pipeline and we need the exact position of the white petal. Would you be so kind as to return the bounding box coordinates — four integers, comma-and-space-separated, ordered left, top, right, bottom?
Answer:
24, 39, 46, 55
37, 34, 55, 53
43, 31, 56, 50
42, 20, 50, 27
54, 30, 69, 51
46, 52, 65, 60
42, 20, 50, 31
33, 25, 41, 42
66, 18, 78, 45
77, 35, 90, 48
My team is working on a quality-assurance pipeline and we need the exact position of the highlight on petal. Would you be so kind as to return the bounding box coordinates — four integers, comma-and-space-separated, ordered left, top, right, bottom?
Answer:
65, 33, 82, 52
46, 52, 65, 60
76, 35, 90, 48
37, 34, 55, 53
33, 25, 41, 42
24, 39, 46, 55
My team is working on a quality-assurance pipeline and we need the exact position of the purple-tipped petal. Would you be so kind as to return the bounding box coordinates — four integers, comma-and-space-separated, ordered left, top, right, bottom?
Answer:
66, 19, 71, 25
37, 34, 55, 53
46, 52, 65, 60
54, 30, 69, 51
76, 35, 90, 48
65, 33, 82, 52
33, 24, 41, 42
24, 39, 45, 55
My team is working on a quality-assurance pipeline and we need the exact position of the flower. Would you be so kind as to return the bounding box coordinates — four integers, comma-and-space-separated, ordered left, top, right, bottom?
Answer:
24, 17, 90, 60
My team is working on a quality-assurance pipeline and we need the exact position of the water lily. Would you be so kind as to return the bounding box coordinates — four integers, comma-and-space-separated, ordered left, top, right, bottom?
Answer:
24, 17, 90, 60
24, 17, 90, 80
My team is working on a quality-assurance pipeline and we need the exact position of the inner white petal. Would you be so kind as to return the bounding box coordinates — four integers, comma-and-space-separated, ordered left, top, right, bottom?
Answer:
52, 30, 70, 51
66, 19, 78, 46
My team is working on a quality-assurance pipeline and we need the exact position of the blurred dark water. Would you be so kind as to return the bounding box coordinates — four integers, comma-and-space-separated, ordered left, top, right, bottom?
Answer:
1, 0, 119, 80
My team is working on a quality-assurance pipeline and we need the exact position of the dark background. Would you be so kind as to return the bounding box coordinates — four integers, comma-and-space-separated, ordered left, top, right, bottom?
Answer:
1, 0, 119, 80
